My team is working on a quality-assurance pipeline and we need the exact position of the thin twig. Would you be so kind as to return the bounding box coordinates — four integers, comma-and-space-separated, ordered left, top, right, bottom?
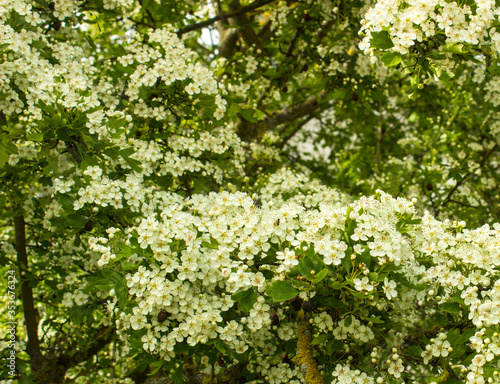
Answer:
177, 0, 276, 36
278, 115, 314, 149
438, 143, 498, 212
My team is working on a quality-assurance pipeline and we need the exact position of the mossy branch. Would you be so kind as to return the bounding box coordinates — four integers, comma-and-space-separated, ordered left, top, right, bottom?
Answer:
295, 310, 324, 384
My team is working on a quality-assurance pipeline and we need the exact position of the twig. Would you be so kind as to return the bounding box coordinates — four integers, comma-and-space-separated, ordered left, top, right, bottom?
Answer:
237, 89, 331, 141
447, 199, 480, 209
278, 115, 314, 149
396, 106, 462, 198
177, 0, 276, 36
257, 27, 302, 106
439, 143, 498, 213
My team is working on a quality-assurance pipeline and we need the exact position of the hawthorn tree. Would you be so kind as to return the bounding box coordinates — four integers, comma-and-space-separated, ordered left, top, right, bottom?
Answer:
1, 0, 500, 384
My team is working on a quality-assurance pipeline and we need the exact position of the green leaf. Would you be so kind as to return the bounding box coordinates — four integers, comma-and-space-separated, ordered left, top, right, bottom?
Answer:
438, 71, 454, 87
210, 339, 227, 354
381, 52, 402, 67
84, 34, 96, 50
232, 288, 257, 312
172, 364, 183, 384
350, 291, 366, 299
341, 253, 352, 274
323, 297, 347, 309
27, 132, 44, 142
333, 88, 347, 99
150, 360, 166, 375
193, 177, 210, 192
487, 63, 500, 75
240, 108, 259, 123
441, 43, 467, 54
43, 156, 59, 175
266, 281, 299, 302
67, 213, 87, 231
115, 278, 128, 307
81, 155, 99, 171
330, 281, 347, 290
368, 272, 379, 281
439, 301, 461, 314
19, 373, 36, 384
427, 53, 447, 60
311, 333, 330, 345
0, 146, 8, 168
370, 30, 394, 50
0, 43, 10, 53
298, 254, 324, 281
120, 150, 143, 173
201, 239, 219, 250
101, 269, 123, 284
312, 268, 328, 284
331, 340, 343, 351
406, 218, 422, 225
359, 315, 384, 324
391, 273, 426, 291
434, 311, 448, 326
356, 247, 372, 268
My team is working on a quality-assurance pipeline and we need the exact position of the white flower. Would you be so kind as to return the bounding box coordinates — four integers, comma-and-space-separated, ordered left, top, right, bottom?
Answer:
383, 278, 397, 299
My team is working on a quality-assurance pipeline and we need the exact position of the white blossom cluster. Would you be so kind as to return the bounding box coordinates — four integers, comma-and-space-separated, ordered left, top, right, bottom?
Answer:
421, 332, 452, 363
258, 168, 349, 207
467, 330, 500, 382
88, 190, 406, 371
120, 28, 227, 120
70, 128, 245, 213
88, 184, 500, 383
332, 316, 375, 343
416, 215, 500, 328
0, 25, 94, 119
0, 6, 227, 140
331, 363, 376, 384
359, 0, 500, 55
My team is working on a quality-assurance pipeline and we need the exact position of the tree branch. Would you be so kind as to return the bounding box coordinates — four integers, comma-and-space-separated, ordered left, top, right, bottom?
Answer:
142, 362, 245, 384
439, 143, 498, 213
227, 0, 264, 51
15, 215, 45, 374
295, 310, 324, 384
277, 115, 314, 149
177, 0, 276, 36
34, 326, 116, 383
237, 90, 331, 141
447, 199, 480, 209
257, 27, 302, 106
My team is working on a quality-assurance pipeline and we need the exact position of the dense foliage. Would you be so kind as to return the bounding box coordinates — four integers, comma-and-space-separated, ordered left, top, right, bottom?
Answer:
1, 0, 500, 383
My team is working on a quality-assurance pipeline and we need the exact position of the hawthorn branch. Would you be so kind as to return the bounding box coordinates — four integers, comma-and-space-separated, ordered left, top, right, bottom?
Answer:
438, 143, 498, 213
277, 115, 314, 149
295, 310, 324, 384
227, 0, 264, 51
237, 90, 330, 141
257, 27, 302, 106
142, 362, 245, 384
315, 19, 335, 41
60, 326, 116, 366
177, 0, 275, 36
447, 199, 480, 209
15, 215, 45, 374
218, 28, 239, 58
396, 106, 462, 198
34, 326, 116, 384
